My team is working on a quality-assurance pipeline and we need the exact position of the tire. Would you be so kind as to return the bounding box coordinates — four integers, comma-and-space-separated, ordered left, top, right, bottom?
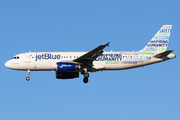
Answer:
83, 78, 88, 83
26, 77, 30, 81
84, 73, 89, 78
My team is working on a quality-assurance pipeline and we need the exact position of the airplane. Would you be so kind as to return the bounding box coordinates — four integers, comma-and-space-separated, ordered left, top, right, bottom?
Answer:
5, 25, 176, 83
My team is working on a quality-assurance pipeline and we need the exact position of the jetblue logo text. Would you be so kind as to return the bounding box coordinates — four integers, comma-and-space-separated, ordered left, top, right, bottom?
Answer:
35, 53, 61, 61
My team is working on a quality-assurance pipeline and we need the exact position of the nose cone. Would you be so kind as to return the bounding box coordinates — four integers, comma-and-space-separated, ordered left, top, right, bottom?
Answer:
5, 61, 11, 68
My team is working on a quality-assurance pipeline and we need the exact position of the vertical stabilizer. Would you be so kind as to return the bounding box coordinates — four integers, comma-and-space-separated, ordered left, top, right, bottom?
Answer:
141, 25, 172, 53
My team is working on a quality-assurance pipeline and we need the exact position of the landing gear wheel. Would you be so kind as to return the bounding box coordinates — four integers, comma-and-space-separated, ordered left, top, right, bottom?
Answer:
84, 73, 89, 78
83, 78, 88, 83
26, 70, 30, 81
26, 77, 30, 81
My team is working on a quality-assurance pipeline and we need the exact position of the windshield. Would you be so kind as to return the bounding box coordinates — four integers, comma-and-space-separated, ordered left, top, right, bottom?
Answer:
12, 56, 19, 59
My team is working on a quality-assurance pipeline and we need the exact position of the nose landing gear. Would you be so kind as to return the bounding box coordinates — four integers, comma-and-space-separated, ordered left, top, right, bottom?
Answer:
26, 70, 30, 81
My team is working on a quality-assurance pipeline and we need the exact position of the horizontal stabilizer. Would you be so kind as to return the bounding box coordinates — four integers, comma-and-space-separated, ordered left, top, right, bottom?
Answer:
154, 50, 173, 58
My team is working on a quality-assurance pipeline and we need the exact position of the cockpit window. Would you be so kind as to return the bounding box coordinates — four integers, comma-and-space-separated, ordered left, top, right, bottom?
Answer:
12, 56, 19, 59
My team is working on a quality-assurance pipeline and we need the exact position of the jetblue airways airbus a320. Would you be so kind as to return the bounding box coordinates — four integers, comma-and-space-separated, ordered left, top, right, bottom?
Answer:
5, 25, 176, 83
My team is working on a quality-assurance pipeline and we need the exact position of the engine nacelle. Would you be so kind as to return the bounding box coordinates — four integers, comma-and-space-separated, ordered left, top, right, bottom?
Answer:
56, 71, 79, 79
56, 62, 80, 71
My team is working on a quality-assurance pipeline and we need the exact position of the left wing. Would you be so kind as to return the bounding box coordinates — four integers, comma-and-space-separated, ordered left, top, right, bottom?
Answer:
73, 42, 110, 66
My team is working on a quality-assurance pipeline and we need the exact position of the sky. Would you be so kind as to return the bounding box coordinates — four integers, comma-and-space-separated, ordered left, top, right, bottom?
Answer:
0, 0, 180, 120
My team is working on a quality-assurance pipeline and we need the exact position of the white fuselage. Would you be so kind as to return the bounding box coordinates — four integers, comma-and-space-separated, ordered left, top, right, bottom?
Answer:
5, 51, 176, 72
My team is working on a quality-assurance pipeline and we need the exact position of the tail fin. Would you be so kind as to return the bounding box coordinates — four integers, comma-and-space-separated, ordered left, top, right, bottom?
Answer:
141, 25, 172, 53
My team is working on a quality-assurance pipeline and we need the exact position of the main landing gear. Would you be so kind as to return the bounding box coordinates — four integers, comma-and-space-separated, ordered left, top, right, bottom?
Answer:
83, 68, 89, 83
83, 73, 89, 83
26, 70, 30, 81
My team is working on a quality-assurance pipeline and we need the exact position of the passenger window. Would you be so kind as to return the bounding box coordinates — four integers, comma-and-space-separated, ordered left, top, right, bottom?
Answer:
17, 56, 19, 59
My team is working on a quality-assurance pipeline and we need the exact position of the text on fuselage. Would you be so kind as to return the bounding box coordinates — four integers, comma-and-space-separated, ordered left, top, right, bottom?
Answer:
35, 53, 61, 61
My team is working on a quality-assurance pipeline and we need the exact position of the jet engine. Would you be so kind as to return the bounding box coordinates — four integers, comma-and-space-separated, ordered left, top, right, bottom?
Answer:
56, 62, 81, 71
56, 71, 79, 79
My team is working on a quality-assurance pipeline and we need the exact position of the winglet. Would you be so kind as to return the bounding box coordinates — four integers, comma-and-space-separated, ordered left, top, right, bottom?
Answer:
105, 42, 110, 47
